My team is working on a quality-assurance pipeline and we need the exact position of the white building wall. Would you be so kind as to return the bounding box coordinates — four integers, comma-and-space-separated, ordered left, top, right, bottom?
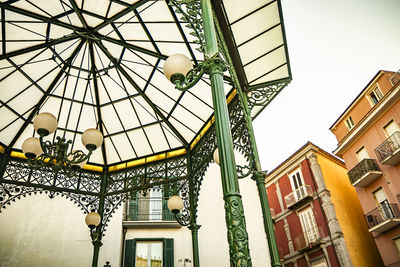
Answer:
0, 194, 123, 267
0, 157, 271, 267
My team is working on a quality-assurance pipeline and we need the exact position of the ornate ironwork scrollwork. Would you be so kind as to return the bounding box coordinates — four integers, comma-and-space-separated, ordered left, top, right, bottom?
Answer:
247, 82, 290, 113
169, 0, 205, 53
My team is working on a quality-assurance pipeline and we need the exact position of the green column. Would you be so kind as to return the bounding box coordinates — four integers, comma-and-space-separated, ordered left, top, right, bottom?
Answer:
200, 0, 252, 266
91, 241, 102, 267
187, 153, 201, 267
91, 171, 107, 267
252, 171, 281, 267
189, 224, 201, 267
238, 93, 281, 267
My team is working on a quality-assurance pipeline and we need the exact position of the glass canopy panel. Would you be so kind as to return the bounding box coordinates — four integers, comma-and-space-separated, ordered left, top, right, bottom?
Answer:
0, 0, 288, 167
220, 0, 290, 89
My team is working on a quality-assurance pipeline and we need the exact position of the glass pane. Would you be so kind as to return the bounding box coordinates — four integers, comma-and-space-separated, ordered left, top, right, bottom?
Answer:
136, 242, 149, 267
151, 242, 163, 267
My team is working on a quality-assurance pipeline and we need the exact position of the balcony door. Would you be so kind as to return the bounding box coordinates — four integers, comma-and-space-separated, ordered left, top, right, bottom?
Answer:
289, 169, 305, 201
374, 188, 394, 220
299, 207, 319, 244
384, 120, 399, 138
356, 146, 369, 162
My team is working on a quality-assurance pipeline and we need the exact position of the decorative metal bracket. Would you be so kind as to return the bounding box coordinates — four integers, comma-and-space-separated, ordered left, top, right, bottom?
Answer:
174, 53, 227, 92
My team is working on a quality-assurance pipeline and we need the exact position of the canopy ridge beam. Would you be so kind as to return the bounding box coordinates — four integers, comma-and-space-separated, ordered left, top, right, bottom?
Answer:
94, 0, 151, 31
94, 40, 190, 148
0, 33, 79, 60
6, 40, 85, 152
88, 41, 108, 166
0, 2, 84, 32
68, 0, 89, 29
92, 33, 167, 60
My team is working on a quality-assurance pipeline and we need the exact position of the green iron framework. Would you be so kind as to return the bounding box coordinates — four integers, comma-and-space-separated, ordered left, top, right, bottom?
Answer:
0, 0, 291, 266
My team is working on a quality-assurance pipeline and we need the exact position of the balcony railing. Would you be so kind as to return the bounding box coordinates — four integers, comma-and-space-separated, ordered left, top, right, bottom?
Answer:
294, 226, 324, 251
365, 202, 400, 232
284, 185, 313, 209
375, 131, 400, 165
390, 69, 400, 85
347, 158, 382, 187
124, 197, 175, 222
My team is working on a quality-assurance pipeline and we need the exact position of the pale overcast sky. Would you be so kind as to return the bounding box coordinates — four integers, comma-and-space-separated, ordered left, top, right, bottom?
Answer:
253, 0, 400, 171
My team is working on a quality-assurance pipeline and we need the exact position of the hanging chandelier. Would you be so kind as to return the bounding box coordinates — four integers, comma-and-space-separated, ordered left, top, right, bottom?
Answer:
21, 112, 103, 177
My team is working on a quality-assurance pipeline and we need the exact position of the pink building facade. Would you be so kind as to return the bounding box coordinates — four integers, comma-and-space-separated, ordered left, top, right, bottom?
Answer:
331, 70, 400, 266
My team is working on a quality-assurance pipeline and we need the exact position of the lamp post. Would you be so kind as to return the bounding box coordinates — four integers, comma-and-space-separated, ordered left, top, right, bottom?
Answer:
21, 112, 103, 177
164, 0, 252, 265
85, 210, 103, 267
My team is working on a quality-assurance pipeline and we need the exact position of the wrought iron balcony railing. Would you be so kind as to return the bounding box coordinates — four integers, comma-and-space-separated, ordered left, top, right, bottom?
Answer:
124, 197, 175, 222
347, 158, 382, 187
365, 202, 400, 232
284, 185, 313, 209
375, 131, 400, 165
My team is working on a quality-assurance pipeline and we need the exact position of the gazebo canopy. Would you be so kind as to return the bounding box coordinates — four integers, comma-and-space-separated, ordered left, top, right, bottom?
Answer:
0, 0, 290, 169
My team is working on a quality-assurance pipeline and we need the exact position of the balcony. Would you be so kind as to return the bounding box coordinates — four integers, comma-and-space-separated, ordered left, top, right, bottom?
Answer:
284, 185, 313, 210
347, 159, 382, 187
365, 202, 400, 232
375, 131, 400, 165
294, 226, 325, 252
123, 197, 180, 228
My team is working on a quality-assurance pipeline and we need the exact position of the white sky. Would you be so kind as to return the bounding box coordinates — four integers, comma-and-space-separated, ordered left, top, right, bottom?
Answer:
253, 0, 400, 171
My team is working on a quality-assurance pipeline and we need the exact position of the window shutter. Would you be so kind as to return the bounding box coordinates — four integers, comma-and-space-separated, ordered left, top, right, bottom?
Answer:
129, 199, 138, 221
124, 239, 136, 267
163, 238, 174, 267
162, 186, 174, 220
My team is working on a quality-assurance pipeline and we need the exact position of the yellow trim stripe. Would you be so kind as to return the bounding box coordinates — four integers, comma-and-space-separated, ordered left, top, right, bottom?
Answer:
2, 90, 237, 172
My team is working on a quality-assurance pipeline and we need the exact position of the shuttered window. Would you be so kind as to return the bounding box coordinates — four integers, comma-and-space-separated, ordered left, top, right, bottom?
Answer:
124, 239, 174, 267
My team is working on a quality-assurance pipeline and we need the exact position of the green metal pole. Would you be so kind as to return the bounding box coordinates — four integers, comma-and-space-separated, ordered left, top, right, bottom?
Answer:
189, 224, 201, 267
252, 171, 281, 267
92, 241, 102, 267
212, 9, 281, 265
239, 93, 281, 267
91, 171, 107, 267
187, 153, 201, 267
200, 0, 252, 266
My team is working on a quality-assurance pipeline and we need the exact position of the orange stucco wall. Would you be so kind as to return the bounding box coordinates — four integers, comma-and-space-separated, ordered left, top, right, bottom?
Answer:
317, 153, 384, 267
339, 100, 400, 265
331, 71, 396, 143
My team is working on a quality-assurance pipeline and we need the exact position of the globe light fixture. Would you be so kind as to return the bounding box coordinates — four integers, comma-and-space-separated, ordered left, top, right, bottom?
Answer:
167, 195, 184, 214
163, 54, 193, 84
85, 211, 102, 229
22, 112, 103, 177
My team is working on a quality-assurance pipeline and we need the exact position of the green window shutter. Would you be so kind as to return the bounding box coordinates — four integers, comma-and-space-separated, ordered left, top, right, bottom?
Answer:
163, 238, 174, 267
162, 185, 174, 221
128, 199, 138, 221
124, 239, 136, 267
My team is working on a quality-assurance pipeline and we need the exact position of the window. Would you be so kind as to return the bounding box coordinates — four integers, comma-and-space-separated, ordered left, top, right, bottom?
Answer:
393, 236, 400, 257
383, 120, 400, 138
127, 189, 174, 221
368, 86, 383, 106
299, 207, 319, 244
124, 239, 174, 267
311, 258, 328, 267
345, 116, 354, 130
289, 169, 306, 201
373, 188, 394, 220
356, 146, 369, 162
